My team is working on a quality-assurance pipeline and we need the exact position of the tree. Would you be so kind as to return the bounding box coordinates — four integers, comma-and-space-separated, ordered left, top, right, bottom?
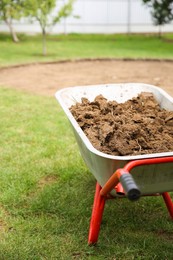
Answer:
142, 0, 173, 37
23, 0, 76, 56
0, 0, 22, 42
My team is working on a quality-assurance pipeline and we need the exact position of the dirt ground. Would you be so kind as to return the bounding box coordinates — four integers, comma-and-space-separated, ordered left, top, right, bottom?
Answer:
0, 59, 173, 96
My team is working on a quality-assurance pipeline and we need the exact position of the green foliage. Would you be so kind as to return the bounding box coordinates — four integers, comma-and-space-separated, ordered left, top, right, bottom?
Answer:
23, 0, 56, 30
142, 0, 173, 26
23, 0, 75, 28
22, 0, 76, 55
53, 0, 75, 24
0, 0, 23, 42
0, 0, 22, 21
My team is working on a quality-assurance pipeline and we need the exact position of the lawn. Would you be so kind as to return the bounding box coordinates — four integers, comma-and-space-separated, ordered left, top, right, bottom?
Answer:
0, 87, 173, 259
0, 33, 173, 259
0, 33, 173, 66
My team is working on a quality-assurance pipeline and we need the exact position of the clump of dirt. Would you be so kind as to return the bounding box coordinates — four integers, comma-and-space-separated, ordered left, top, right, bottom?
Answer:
70, 92, 173, 156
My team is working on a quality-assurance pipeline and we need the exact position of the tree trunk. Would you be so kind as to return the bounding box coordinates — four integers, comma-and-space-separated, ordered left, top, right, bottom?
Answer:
5, 19, 19, 43
158, 25, 162, 38
42, 28, 47, 56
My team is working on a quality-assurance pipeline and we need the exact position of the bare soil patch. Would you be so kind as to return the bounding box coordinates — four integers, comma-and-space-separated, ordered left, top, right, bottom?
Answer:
38, 175, 58, 190
0, 59, 173, 96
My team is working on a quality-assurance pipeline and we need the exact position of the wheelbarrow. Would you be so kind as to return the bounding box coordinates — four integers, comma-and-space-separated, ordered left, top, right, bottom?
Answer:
55, 83, 173, 244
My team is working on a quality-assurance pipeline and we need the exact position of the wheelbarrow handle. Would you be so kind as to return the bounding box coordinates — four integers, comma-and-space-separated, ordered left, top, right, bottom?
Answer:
100, 168, 141, 201
119, 171, 141, 201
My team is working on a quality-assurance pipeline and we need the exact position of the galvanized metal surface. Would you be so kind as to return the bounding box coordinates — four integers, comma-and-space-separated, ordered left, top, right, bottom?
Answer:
55, 83, 173, 196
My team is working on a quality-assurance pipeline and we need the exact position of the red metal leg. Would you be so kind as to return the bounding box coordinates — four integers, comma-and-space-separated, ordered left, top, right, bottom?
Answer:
88, 182, 106, 244
162, 192, 173, 219
88, 158, 173, 244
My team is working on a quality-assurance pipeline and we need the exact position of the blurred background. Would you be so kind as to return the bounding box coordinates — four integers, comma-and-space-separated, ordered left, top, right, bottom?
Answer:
0, 0, 173, 35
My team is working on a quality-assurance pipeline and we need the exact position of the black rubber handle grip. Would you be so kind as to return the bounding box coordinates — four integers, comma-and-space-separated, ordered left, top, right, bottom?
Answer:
120, 173, 141, 201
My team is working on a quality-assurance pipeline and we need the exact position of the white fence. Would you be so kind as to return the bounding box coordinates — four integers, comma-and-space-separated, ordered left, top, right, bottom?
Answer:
0, 0, 173, 34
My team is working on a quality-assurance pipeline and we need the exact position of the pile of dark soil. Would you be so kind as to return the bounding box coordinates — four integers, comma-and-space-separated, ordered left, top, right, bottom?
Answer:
70, 92, 173, 156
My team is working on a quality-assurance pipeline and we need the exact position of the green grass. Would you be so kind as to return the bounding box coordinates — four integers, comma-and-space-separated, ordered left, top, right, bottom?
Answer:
0, 87, 173, 259
0, 33, 173, 66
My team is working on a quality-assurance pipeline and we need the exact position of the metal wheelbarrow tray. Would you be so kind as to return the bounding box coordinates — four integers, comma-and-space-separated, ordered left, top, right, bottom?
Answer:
55, 83, 173, 244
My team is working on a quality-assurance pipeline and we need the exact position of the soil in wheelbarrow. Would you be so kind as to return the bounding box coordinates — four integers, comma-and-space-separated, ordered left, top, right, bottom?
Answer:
70, 92, 173, 156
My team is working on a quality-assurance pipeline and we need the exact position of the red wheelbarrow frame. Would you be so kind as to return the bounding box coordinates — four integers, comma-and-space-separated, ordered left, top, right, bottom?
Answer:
88, 156, 173, 245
